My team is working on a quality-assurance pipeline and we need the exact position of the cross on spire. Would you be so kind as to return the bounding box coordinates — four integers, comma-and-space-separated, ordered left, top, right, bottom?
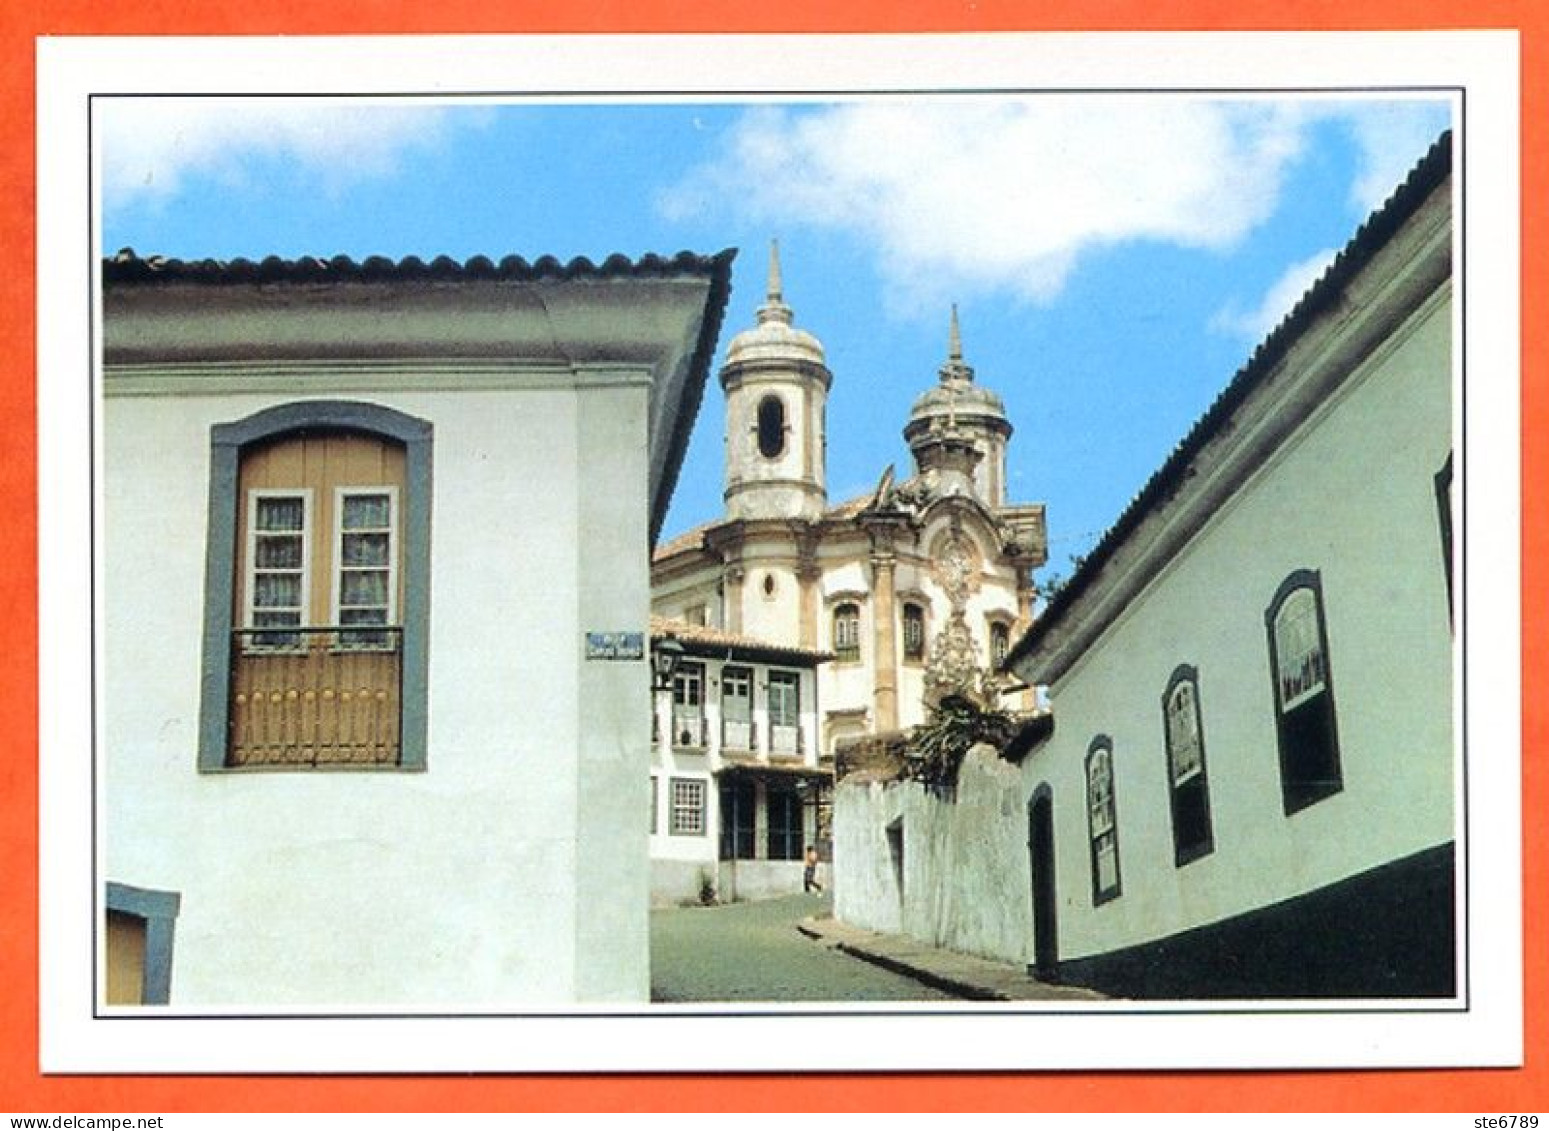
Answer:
756, 238, 793, 326
939, 303, 975, 384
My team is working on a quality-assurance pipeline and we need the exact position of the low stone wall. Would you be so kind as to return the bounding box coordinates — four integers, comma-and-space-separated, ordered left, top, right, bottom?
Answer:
717, 859, 808, 904
833, 743, 1032, 966
650, 859, 717, 908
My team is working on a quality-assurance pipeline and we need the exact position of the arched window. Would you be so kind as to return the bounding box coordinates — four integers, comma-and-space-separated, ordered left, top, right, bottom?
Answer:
902, 602, 926, 661
1265, 570, 1342, 813
1086, 737, 1122, 904
989, 621, 1011, 668
833, 602, 861, 662
199, 401, 432, 771
756, 394, 787, 459
1163, 665, 1214, 866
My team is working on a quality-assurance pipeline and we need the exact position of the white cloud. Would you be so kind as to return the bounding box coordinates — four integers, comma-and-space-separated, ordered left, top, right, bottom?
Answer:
1335, 101, 1454, 214
98, 100, 479, 208
660, 97, 1450, 314
661, 98, 1310, 312
1212, 247, 1339, 343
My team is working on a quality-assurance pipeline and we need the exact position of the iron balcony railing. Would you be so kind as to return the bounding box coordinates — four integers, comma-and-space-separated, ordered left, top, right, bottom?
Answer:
721, 717, 756, 752
228, 626, 403, 767
769, 722, 803, 757
671, 712, 708, 750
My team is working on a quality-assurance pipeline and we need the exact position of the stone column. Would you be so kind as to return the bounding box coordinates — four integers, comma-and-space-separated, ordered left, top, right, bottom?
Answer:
796, 529, 822, 650
1013, 561, 1038, 709
870, 545, 899, 732
723, 562, 745, 634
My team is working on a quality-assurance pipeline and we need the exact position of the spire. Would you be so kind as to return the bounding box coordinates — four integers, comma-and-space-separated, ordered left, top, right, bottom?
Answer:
756, 239, 793, 326
938, 303, 976, 384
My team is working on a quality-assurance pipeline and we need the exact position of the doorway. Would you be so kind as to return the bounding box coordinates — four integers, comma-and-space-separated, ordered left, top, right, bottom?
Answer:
1028, 786, 1058, 980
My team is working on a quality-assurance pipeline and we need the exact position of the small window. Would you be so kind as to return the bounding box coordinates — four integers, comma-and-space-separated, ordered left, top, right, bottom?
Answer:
672, 662, 706, 748
650, 775, 658, 835
683, 602, 708, 627
1163, 665, 1214, 866
902, 603, 926, 661
670, 777, 707, 836
721, 665, 754, 750
989, 621, 1011, 668
1265, 570, 1343, 814
334, 487, 397, 648
833, 603, 861, 662
757, 395, 787, 459
245, 490, 311, 650
768, 670, 802, 755
1086, 737, 1121, 905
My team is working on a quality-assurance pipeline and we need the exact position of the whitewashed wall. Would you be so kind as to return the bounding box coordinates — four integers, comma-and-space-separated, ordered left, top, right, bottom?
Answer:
834, 746, 1031, 963
104, 377, 652, 1005
1023, 290, 1454, 967
833, 288, 1452, 972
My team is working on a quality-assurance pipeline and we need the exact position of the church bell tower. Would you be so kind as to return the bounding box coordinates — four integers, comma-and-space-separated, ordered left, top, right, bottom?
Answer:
720, 242, 832, 522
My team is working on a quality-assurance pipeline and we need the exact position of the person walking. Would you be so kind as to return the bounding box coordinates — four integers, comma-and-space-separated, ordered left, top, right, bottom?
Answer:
803, 845, 823, 893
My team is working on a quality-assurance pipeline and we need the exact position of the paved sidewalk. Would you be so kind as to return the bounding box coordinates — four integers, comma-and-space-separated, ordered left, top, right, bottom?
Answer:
797, 915, 1110, 1002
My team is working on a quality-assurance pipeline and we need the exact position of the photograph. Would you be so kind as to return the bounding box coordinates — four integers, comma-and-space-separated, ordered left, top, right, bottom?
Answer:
30, 27, 1524, 1089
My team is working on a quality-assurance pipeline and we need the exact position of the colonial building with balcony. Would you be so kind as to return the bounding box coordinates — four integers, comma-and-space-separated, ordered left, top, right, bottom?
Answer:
101, 247, 732, 1007
651, 245, 1048, 785
649, 617, 830, 905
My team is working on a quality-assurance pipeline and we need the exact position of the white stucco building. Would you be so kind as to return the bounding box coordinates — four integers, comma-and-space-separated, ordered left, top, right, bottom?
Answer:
650, 246, 1047, 898
648, 617, 829, 905
835, 132, 1457, 998
101, 248, 732, 1007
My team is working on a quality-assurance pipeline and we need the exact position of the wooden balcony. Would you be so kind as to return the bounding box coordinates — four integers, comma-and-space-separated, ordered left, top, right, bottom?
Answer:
228, 627, 402, 767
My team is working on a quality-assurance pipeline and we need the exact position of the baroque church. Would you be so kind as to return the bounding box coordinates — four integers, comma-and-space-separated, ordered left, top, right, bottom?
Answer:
648, 244, 1046, 899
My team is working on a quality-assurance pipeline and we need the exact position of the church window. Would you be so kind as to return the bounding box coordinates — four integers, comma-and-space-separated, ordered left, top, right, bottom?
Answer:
1163, 665, 1214, 866
989, 620, 1011, 668
200, 401, 432, 771
756, 394, 787, 459
1086, 737, 1121, 905
1265, 570, 1343, 814
762, 573, 777, 598
902, 603, 926, 661
833, 603, 861, 662
670, 777, 707, 836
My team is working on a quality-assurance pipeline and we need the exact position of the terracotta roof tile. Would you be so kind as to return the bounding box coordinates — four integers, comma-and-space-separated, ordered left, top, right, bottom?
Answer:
103, 248, 735, 286
650, 615, 832, 664
651, 519, 723, 562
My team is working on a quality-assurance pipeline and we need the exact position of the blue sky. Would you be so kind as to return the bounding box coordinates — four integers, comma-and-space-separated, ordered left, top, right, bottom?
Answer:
99, 95, 1451, 582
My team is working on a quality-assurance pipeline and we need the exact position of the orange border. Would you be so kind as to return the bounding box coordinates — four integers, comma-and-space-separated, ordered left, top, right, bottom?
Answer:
5, 0, 1542, 1113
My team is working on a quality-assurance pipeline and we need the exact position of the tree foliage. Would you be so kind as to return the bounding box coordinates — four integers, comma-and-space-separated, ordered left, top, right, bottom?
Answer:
902, 694, 1019, 796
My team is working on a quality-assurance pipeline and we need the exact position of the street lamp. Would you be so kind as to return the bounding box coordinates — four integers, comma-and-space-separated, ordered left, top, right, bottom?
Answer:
651, 634, 685, 692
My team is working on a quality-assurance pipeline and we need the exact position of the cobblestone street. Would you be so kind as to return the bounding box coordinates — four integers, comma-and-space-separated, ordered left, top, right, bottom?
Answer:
650, 893, 957, 1003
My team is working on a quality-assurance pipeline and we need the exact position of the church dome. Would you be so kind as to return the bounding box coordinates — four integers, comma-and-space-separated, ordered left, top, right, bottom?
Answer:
722, 241, 828, 372
904, 306, 1012, 438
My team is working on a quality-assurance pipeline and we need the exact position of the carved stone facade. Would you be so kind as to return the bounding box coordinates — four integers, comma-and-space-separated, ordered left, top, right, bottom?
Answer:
652, 246, 1048, 781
